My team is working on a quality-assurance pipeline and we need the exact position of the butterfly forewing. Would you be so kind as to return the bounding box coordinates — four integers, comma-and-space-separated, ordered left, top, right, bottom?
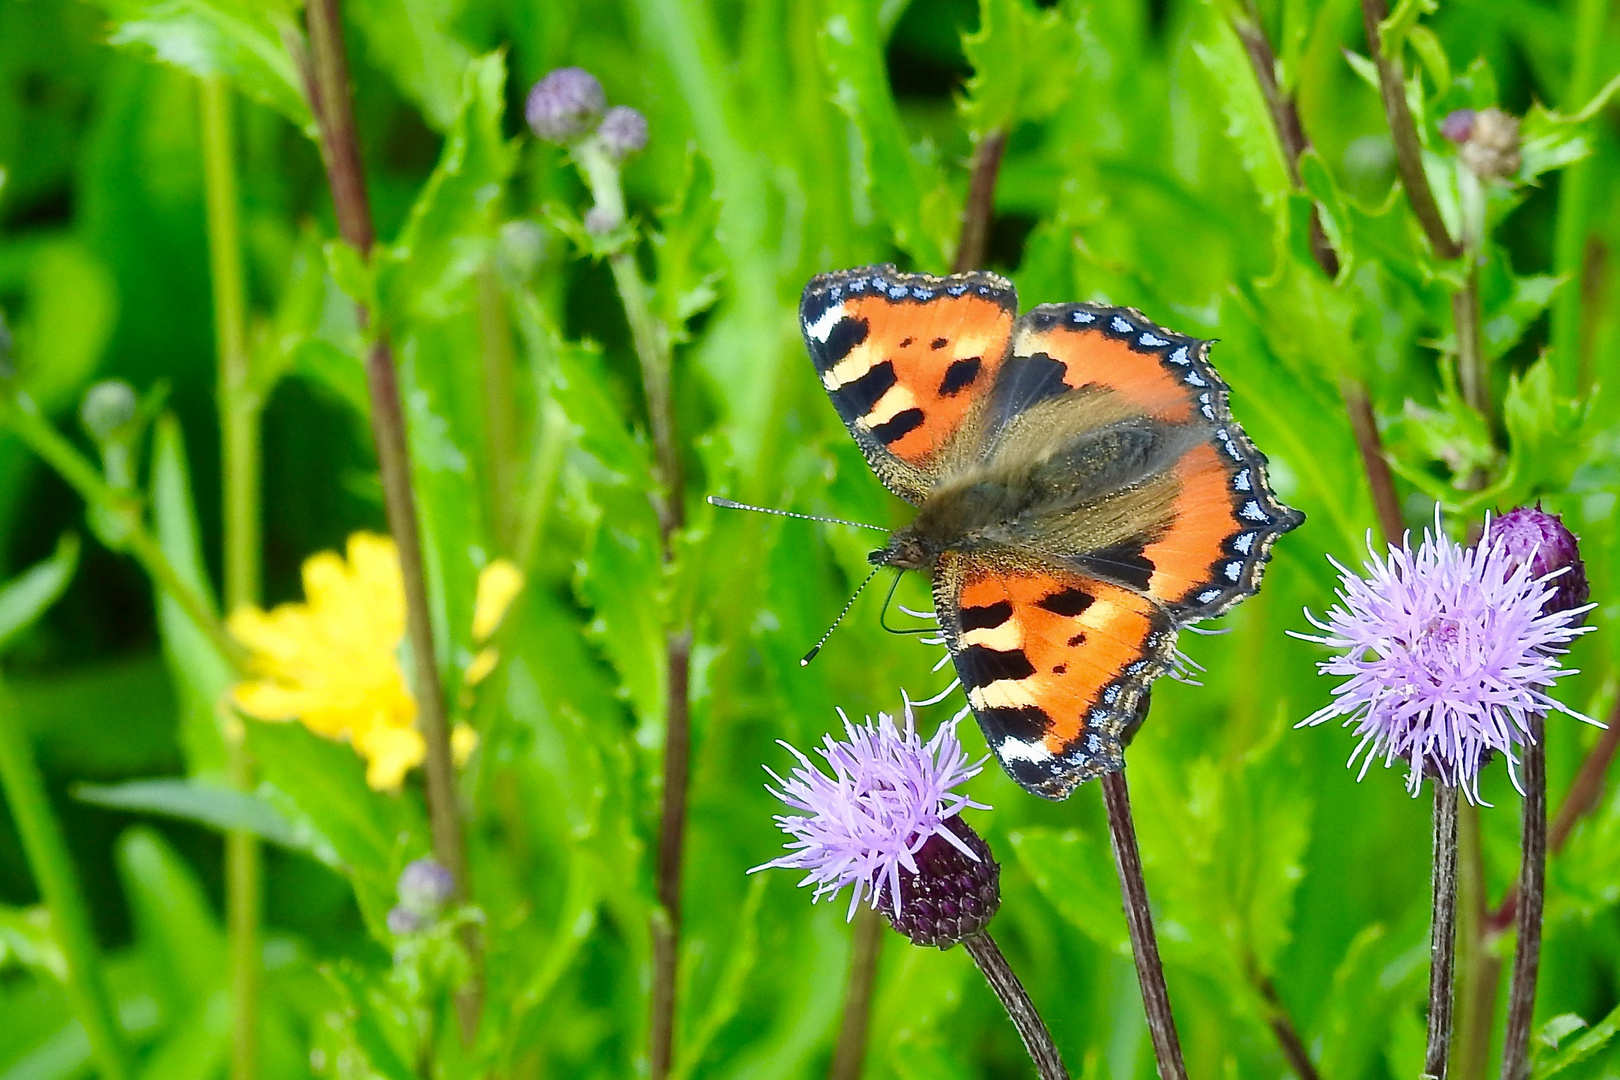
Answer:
992, 302, 1303, 620
801, 266, 1018, 504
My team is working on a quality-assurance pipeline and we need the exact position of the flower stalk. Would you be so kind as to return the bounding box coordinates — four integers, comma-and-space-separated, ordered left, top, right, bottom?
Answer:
828, 905, 883, 1080
1427, 782, 1460, 1078
953, 128, 1007, 273
200, 72, 262, 1080
963, 933, 1070, 1080
1499, 718, 1545, 1080
1101, 769, 1187, 1080
301, 0, 477, 1034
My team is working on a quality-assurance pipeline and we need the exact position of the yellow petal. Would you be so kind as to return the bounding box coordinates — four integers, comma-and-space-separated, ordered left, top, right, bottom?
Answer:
451, 724, 479, 766
471, 559, 524, 643
463, 647, 499, 687
231, 681, 300, 722
356, 724, 425, 792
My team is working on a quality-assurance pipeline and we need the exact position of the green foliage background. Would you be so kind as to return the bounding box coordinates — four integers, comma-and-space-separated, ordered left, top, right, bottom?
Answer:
2, 0, 1619, 1077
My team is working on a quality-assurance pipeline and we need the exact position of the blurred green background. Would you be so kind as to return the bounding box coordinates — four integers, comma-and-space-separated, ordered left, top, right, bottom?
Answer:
2, 0, 1619, 1077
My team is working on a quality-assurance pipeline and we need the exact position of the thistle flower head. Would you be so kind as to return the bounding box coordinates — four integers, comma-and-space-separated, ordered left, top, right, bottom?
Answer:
597, 105, 649, 162
1490, 505, 1589, 617
752, 705, 992, 935
525, 67, 606, 143
1295, 513, 1595, 802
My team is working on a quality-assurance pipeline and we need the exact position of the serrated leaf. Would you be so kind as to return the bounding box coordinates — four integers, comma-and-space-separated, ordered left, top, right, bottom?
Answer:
377, 52, 515, 320
102, 0, 314, 135
1482, 271, 1561, 359
551, 339, 653, 487
652, 150, 724, 341
1405, 25, 1450, 94
1518, 74, 1620, 182
346, 0, 470, 132
959, 0, 1079, 139
821, 0, 947, 267
1194, 6, 1293, 220
0, 535, 78, 656
1008, 827, 1129, 956
1534, 999, 1620, 1077
575, 485, 666, 734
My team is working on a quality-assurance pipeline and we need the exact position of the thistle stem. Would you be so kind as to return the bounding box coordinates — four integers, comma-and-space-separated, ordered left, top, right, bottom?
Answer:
200, 73, 262, 1080
953, 128, 1007, 273
1227, 4, 1405, 544
301, 0, 477, 1035
1500, 720, 1547, 1080
0, 680, 132, 1080
829, 904, 884, 1080
1101, 769, 1188, 1080
1358, 0, 1461, 259
1254, 971, 1324, 1080
1427, 783, 1461, 1079
962, 933, 1070, 1080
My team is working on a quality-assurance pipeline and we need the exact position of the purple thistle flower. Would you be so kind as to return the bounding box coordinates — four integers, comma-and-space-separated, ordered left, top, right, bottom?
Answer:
1294, 513, 1596, 803
752, 705, 989, 922
597, 105, 649, 162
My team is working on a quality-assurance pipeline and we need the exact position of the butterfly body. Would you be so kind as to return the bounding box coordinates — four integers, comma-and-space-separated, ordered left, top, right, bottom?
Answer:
803, 265, 1303, 799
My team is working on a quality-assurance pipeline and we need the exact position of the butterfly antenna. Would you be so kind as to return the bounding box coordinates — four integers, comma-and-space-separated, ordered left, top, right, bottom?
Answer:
707, 496, 889, 533
800, 565, 883, 666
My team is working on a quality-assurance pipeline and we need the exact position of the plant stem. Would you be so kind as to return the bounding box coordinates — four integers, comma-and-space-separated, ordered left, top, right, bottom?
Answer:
1358, 0, 1461, 259
1228, 5, 1405, 544
0, 680, 132, 1080
1500, 720, 1547, 1080
579, 143, 694, 1080
301, 0, 476, 1034
962, 933, 1070, 1080
0, 394, 244, 669
1549, 0, 1610, 395
1100, 769, 1187, 1080
200, 73, 262, 1080
829, 904, 884, 1080
1254, 970, 1324, 1080
476, 264, 519, 554
1427, 783, 1460, 1079
953, 128, 1007, 273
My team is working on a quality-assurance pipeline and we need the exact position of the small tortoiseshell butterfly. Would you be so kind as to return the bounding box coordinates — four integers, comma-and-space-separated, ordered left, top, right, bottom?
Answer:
801, 265, 1304, 799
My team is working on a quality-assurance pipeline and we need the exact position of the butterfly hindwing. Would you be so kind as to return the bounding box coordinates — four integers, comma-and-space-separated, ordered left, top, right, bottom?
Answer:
802, 265, 1017, 504
991, 302, 1303, 620
934, 552, 1176, 800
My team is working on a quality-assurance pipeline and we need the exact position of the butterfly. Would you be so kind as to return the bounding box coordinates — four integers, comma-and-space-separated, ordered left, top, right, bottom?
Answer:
801, 265, 1304, 799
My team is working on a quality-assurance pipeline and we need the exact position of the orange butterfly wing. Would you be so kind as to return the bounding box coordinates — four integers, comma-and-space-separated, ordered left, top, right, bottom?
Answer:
801, 266, 1017, 504
993, 303, 1303, 619
935, 553, 1175, 800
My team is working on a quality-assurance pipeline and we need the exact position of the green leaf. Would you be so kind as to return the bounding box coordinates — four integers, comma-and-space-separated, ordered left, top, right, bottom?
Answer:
820, 0, 948, 267
377, 52, 516, 322
346, 0, 470, 132
1193, 4, 1293, 221
959, 0, 1079, 139
0, 905, 67, 980
101, 0, 315, 135
132, 990, 229, 1080
1534, 999, 1620, 1077
1008, 827, 1129, 956
0, 239, 118, 413
151, 415, 232, 776
74, 778, 341, 867
651, 150, 725, 340
575, 484, 666, 733
1405, 25, 1450, 95
1518, 74, 1620, 183
1481, 270, 1560, 359
551, 338, 653, 488
0, 535, 78, 656
673, 875, 767, 1080
1499, 357, 1593, 499
115, 826, 225, 1006
1377, 0, 1437, 59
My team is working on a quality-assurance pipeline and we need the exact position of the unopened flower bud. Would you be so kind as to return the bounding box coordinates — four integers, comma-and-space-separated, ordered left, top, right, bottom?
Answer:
583, 205, 620, 236
1491, 506, 1590, 618
526, 68, 606, 143
880, 816, 1000, 949
1440, 109, 1476, 145
1459, 107, 1521, 182
79, 380, 138, 442
597, 105, 649, 162
397, 857, 456, 918
386, 905, 425, 936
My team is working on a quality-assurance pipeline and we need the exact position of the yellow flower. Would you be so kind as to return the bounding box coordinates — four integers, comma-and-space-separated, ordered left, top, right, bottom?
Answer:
228, 533, 522, 792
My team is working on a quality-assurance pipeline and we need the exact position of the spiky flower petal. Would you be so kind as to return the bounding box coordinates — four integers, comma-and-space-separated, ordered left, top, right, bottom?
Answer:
752, 705, 989, 925
1295, 514, 1595, 802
